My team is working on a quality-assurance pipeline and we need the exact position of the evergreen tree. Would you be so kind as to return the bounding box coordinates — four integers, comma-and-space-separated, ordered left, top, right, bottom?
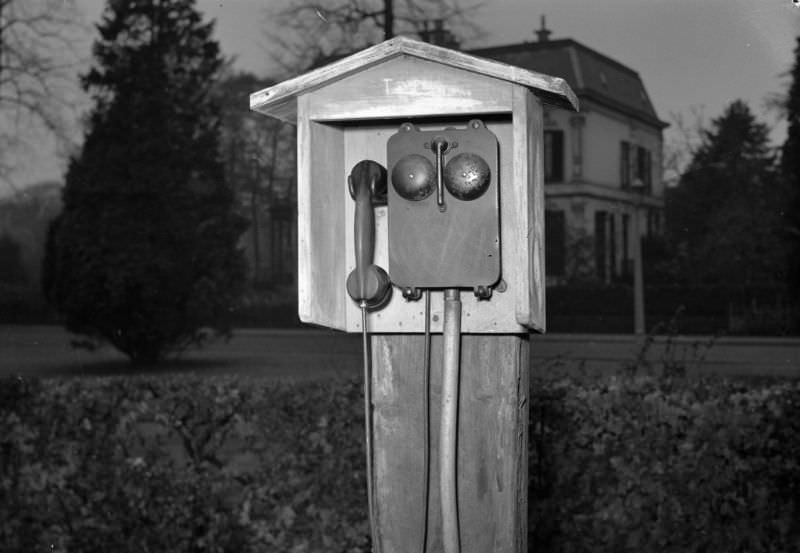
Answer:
667, 100, 783, 290
43, 0, 247, 363
781, 36, 800, 328
0, 233, 27, 284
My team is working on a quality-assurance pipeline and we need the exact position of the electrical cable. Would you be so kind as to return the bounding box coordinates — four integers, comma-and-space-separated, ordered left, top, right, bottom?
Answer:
420, 289, 431, 553
441, 288, 462, 553
361, 301, 382, 553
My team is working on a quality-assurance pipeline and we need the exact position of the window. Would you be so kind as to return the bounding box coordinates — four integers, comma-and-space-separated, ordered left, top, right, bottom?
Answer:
544, 130, 564, 183
636, 146, 652, 191
545, 210, 566, 276
622, 141, 652, 191
620, 141, 631, 188
595, 211, 617, 282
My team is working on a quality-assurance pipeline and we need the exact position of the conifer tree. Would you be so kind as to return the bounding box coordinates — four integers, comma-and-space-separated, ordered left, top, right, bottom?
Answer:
781, 36, 800, 327
43, 0, 246, 363
667, 100, 782, 290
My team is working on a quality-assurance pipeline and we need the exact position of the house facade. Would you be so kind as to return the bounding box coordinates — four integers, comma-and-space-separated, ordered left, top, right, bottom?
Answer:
469, 24, 668, 285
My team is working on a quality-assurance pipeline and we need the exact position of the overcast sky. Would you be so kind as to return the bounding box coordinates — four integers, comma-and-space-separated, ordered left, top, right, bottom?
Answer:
7, 0, 800, 193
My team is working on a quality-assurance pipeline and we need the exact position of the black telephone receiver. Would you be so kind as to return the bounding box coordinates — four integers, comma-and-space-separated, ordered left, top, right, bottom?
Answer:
346, 160, 391, 309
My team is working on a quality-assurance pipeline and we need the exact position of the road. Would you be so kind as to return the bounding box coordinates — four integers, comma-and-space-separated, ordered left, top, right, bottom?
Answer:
1, 325, 799, 379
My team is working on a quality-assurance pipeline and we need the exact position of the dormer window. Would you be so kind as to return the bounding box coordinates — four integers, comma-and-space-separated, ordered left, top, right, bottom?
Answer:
600, 72, 608, 88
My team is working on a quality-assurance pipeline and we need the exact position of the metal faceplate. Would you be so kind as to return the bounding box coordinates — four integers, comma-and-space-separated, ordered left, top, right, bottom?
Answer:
387, 120, 500, 293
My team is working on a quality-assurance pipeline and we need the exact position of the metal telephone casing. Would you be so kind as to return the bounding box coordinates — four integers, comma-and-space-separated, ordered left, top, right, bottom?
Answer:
386, 121, 500, 293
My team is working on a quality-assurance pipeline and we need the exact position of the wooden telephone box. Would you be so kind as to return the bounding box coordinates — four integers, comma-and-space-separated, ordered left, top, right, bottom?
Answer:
251, 37, 577, 553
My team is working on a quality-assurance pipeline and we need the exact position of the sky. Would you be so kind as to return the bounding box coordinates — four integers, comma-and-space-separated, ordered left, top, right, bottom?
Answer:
6, 0, 800, 195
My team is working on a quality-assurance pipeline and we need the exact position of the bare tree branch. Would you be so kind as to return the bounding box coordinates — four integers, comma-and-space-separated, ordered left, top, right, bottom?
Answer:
662, 105, 707, 186
0, 0, 86, 195
262, 0, 485, 75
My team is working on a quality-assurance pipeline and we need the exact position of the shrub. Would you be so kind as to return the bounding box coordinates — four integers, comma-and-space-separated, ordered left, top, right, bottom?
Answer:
529, 374, 800, 552
0, 375, 369, 553
1, 373, 798, 552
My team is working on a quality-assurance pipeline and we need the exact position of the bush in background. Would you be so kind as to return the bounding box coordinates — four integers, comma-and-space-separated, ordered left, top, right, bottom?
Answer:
2, 373, 799, 552
530, 374, 800, 552
0, 375, 369, 552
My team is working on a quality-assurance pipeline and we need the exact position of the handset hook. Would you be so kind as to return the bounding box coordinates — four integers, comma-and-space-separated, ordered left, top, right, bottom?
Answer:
346, 160, 391, 309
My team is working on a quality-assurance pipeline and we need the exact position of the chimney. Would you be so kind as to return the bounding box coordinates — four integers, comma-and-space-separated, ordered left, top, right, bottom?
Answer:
535, 15, 552, 42
419, 19, 460, 49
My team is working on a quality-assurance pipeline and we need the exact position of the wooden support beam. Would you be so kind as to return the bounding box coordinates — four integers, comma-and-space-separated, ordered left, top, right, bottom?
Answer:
371, 334, 530, 553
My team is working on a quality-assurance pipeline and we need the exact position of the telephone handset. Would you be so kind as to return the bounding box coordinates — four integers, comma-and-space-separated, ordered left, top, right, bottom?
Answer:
345, 159, 391, 309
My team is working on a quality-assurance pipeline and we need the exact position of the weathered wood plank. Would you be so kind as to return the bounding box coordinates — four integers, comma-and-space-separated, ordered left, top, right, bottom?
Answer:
371, 333, 530, 553
296, 98, 346, 329
306, 57, 513, 121
512, 86, 546, 332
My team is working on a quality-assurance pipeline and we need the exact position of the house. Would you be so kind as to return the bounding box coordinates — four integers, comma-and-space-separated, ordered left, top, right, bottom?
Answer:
468, 18, 669, 285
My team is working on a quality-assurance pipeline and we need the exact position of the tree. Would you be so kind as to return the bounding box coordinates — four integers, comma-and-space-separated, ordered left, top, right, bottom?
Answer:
667, 100, 784, 291
265, 0, 483, 73
216, 70, 295, 284
0, 0, 83, 192
0, 232, 26, 284
43, 0, 247, 364
781, 36, 800, 327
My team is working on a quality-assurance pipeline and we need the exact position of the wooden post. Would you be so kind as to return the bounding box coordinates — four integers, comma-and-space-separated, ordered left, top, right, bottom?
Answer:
371, 334, 530, 553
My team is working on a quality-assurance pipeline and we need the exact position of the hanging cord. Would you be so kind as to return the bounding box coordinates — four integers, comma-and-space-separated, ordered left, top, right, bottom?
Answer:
361, 302, 382, 553
420, 289, 432, 553
441, 288, 462, 553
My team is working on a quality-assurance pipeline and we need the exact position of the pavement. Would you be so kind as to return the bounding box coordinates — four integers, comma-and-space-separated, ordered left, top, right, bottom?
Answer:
1, 325, 799, 379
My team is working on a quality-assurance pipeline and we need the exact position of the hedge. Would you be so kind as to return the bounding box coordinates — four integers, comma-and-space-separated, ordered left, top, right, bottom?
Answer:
530, 375, 800, 552
2, 373, 799, 552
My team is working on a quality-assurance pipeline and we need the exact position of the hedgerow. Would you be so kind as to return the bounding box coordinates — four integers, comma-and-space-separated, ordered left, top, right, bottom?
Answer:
530, 375, 800, 552
1, 373, 798, 552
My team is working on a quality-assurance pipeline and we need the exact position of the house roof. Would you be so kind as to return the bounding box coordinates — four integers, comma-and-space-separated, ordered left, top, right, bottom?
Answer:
469, 38, 669, 129
250, 36, 578, 123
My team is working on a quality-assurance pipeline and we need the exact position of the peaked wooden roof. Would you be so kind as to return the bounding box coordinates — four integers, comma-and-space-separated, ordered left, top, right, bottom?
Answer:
250, 36, 578, 123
